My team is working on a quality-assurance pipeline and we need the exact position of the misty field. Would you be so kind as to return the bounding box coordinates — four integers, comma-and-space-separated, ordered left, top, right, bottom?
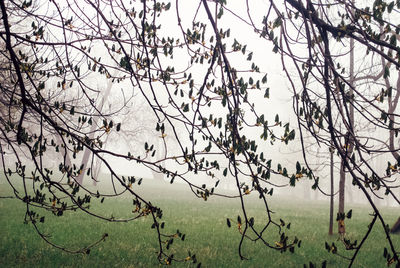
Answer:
0, 178, 399, 268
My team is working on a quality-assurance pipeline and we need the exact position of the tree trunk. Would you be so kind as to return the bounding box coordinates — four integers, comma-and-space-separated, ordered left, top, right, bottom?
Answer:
76, 75, 115, 185
76, 149, 91, 185
338, 161, 346, 235
329, 145, 334, 235
390, 217, 400, 234
55, 134, 72, 176
92, 155, 103, 186
338, 18, 355, 235
347, 176, 354, 204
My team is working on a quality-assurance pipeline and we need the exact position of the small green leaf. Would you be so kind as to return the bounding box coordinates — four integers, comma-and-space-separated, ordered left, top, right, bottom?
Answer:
384, 66, 390, 79
249, 217, 254, 227
390, 34, 397, 46
217, 7, 223, 18
325, 242, 330, 251
296, 161, 301, 172
346, 209, 352, 219
264, 88, 270, 98
247, 52, 253, 61
262, 74, 267, 84
183, 103, 189, 112
273, 17, 282, 28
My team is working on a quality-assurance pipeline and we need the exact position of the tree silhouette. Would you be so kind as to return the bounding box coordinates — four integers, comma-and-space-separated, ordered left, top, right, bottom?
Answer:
0, 0, 399, 266
261, 0, 399, 265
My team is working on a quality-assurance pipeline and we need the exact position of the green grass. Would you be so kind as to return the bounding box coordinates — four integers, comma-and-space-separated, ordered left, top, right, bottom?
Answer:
0, 177, 399, 267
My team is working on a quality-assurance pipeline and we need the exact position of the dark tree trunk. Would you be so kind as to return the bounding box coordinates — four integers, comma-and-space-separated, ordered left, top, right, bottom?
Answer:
338, 161, 346, 235
390, 217, 400, 234
329, 146, 334, 235
338, 18, 355, 235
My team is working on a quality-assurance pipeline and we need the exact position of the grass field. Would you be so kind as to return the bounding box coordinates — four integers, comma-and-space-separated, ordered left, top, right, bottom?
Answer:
0, 177, 399, 267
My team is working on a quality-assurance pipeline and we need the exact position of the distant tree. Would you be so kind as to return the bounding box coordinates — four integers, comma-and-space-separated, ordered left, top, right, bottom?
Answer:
0, 0, 399, 267
260, 0, 399, 265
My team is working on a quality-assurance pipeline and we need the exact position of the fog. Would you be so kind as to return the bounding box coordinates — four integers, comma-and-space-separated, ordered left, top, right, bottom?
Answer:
2, 0, 397, 209
59, 1, 393, 208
